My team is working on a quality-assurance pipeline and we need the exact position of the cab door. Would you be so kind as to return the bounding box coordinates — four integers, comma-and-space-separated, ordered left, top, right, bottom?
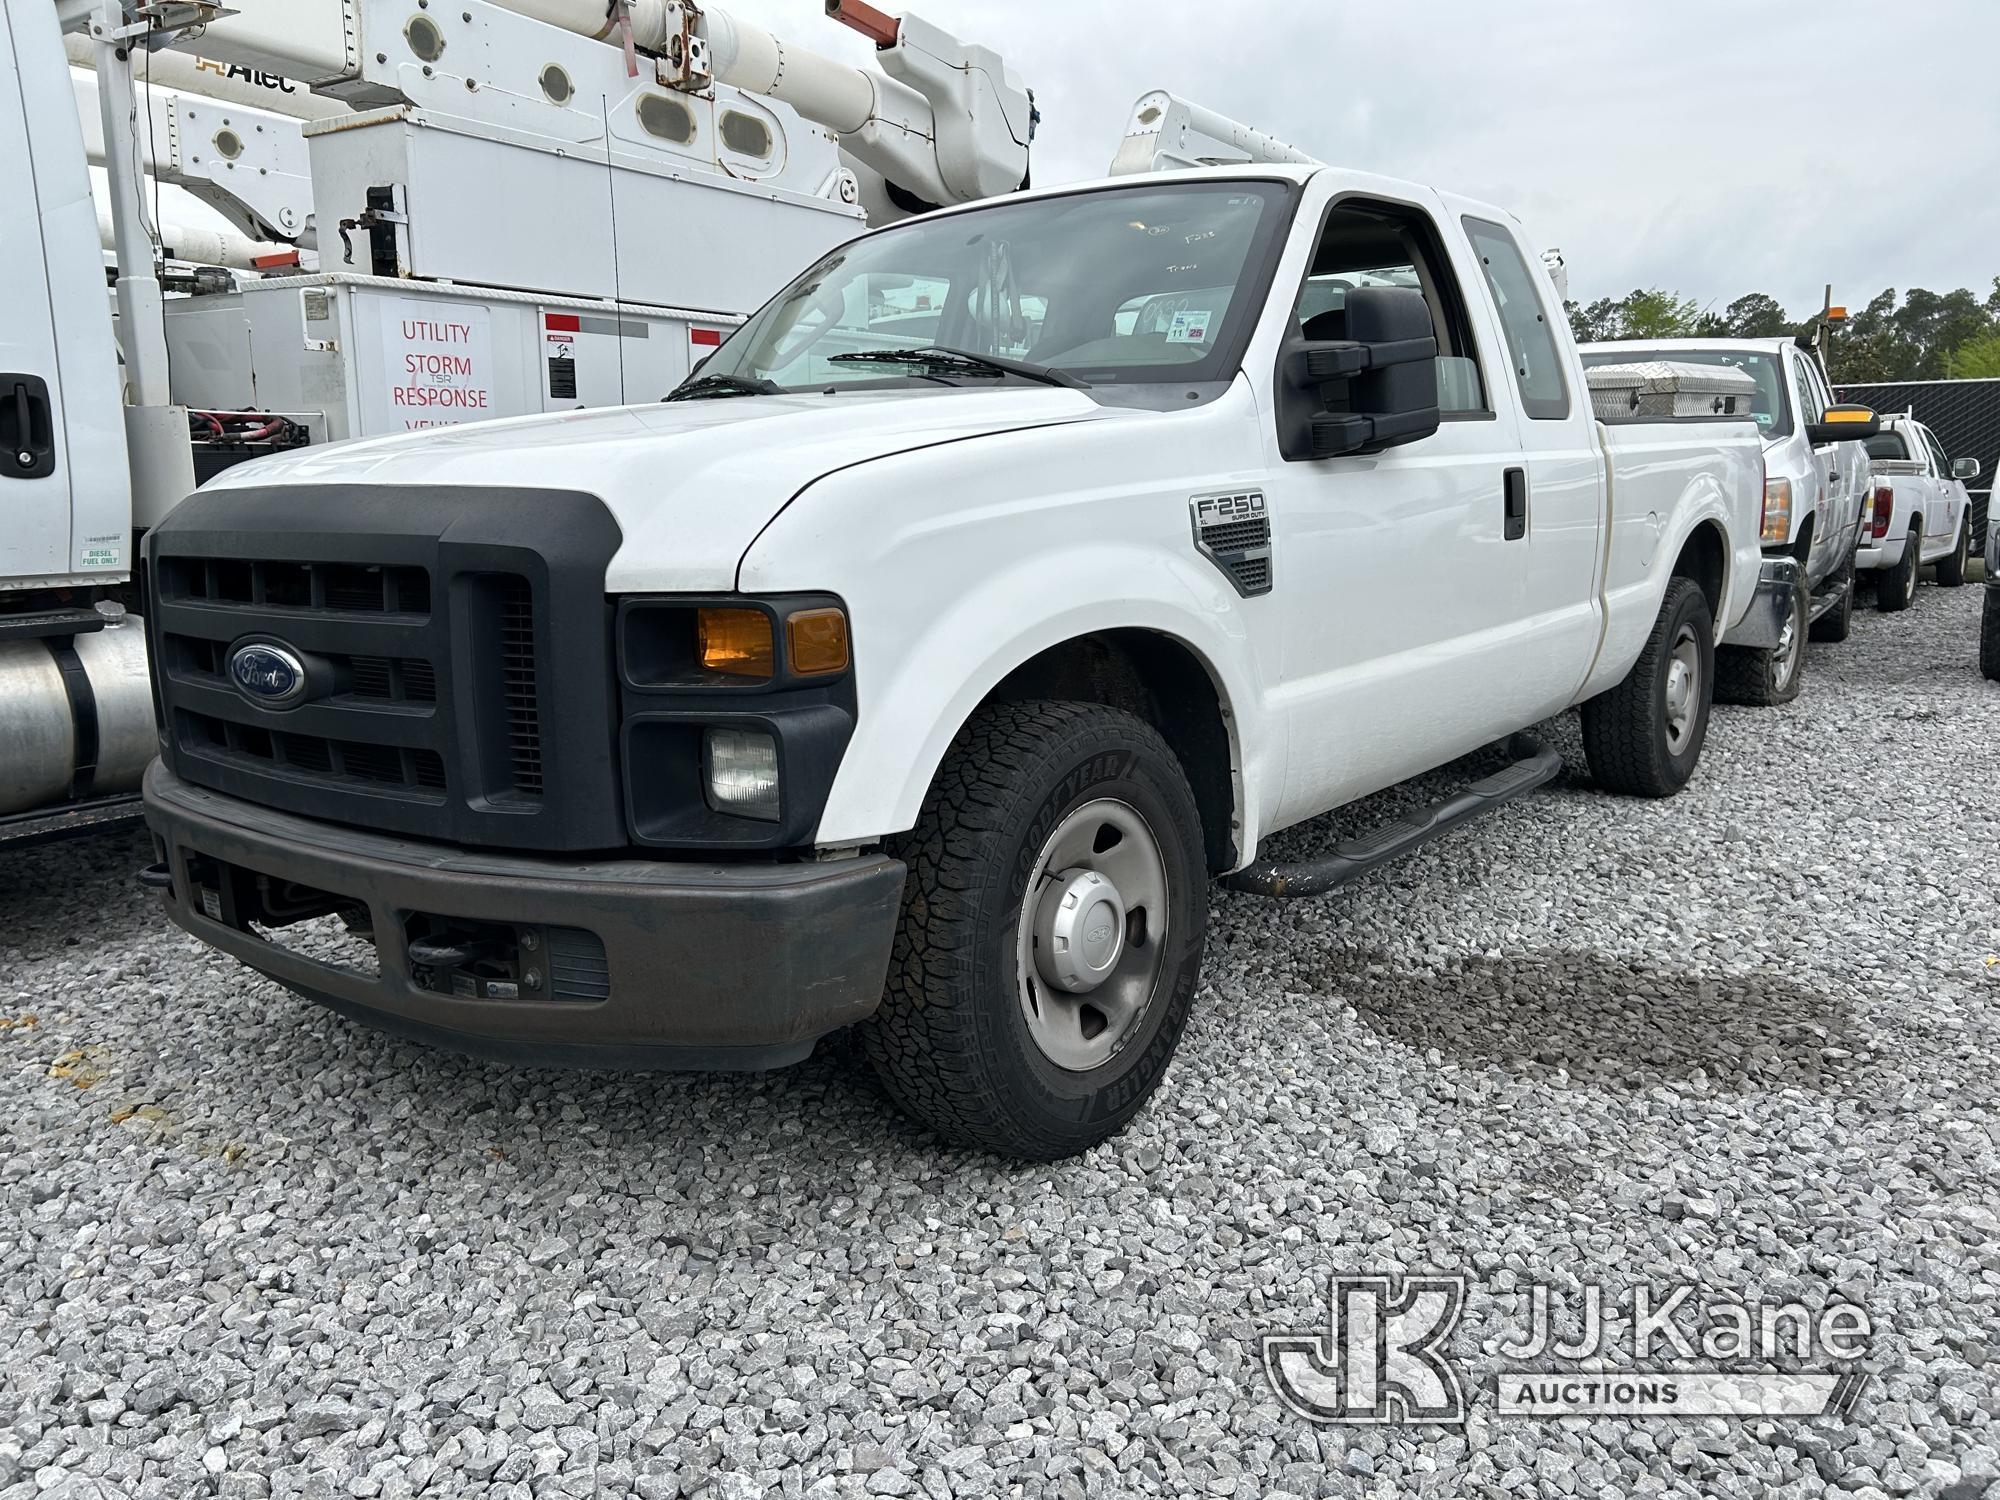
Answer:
1790, 350, 1862, 581
1256, 185, 1598, 829
1918, 425, 1962, 555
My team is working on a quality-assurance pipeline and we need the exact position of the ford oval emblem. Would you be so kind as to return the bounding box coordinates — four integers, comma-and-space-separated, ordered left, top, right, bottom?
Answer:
228, 641, 310, 708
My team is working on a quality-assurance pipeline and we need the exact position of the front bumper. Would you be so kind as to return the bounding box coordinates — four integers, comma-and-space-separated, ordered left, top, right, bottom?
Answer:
142, 763, 906, 1070
1723, 556, 1803, 650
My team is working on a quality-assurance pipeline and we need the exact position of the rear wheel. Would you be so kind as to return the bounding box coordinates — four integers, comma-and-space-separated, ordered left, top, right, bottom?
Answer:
1936, 516, 1970, 587
1716, 572, 1807, 706
1877, 525, 1920, 613
1981, 588, 2000, 683
1582, 576, 1714, 797
1809, 556, 1853, 644
863, 701, 1208, 1160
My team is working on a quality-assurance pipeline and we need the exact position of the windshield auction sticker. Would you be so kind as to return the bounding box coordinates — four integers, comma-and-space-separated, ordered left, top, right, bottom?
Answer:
1261, 1273, 1870, 1425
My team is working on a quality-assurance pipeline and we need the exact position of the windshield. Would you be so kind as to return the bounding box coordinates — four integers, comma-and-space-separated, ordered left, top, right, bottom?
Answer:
1581, 348, 1792, 440
690, 180, 1294, 393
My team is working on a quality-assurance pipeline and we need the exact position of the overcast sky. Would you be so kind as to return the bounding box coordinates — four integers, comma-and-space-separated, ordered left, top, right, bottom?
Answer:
727, 0, 2000, 319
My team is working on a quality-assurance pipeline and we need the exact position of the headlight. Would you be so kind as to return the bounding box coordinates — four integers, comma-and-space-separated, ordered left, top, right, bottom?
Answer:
617, 594, 855, 848
1760, 478, 1792, 544
703, 727, 781, 821
696, 607, 774, 679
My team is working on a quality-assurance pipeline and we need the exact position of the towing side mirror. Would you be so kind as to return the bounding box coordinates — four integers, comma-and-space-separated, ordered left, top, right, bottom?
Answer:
1805, 403, 1879, 445
1276, 286, 1441, 462
1951, 456, 1980, 480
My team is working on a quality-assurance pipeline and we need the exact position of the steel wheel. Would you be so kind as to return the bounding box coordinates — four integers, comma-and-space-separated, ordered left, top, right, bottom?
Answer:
1663, 622, 1702, 755
1015, 797, 1170, 1072
1770, 588, 1804, 694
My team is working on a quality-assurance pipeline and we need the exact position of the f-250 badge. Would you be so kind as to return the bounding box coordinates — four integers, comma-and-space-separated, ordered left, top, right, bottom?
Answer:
1190, 490, 1273, 598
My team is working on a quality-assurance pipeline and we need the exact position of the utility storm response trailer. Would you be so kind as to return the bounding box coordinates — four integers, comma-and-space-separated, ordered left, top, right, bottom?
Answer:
0, 0, 1036, 842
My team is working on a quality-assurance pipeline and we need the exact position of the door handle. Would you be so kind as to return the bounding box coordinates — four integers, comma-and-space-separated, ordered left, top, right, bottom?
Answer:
1503, 467, 1527, 540
1, 374, 56, 480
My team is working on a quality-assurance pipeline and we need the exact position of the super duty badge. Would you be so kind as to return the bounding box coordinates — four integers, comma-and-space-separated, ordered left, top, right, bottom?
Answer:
1190, 490, 1273, 597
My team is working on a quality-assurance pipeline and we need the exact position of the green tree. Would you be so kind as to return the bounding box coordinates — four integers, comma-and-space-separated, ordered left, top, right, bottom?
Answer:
1717, 293, 1793, 338
1619, 289, 1703, 339
1566, 298, 1623, 344
1948, 331, 2000, 379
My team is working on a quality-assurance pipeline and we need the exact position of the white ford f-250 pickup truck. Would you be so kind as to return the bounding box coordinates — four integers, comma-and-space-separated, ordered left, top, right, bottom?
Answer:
1582, 337, 1880, 706
141, 165, 1765, 1158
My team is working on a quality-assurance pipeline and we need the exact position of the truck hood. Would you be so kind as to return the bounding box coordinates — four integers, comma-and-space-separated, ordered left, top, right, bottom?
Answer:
202, 389, 1117, 590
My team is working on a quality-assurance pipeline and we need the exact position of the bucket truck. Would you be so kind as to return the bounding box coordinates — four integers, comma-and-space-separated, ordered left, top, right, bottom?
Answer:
3, 0, 1037, 844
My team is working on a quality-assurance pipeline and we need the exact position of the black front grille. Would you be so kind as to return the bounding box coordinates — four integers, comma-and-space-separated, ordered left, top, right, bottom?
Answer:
168, 636, 438, 705
163, 557, 431, 615
497, 576, 544, 799
180, 711, 448, 796
148, 484, 627, 852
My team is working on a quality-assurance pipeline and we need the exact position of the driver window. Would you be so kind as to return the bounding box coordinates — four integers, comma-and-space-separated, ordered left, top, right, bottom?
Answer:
1792, 356, 1827, 427
1922, 428, 1951, 476
1291, 201, 1488, 416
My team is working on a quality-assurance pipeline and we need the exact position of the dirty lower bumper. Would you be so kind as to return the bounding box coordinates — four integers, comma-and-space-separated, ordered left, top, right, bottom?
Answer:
142, 763, 906, 1070
1854, 534, 1906, 571
1724, 556, 1804, 650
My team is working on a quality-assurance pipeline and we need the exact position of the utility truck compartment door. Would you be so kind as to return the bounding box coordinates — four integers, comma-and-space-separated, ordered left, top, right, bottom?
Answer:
0, 0, 131, 586
0, 0, 65, 578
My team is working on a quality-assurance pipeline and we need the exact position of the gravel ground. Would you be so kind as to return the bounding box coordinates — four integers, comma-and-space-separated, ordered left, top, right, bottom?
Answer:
3, 580, 1997, 1500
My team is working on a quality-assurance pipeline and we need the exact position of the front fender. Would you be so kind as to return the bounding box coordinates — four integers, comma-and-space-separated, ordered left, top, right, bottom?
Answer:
810, 544, 1276, 858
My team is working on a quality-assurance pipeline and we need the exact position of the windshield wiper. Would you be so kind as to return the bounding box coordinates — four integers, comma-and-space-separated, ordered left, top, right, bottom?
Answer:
663, 372, 782, 401
826, 346, 1090, 390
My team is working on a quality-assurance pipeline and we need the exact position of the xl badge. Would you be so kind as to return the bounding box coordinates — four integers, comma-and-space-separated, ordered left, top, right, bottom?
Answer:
229, 641, 310, 708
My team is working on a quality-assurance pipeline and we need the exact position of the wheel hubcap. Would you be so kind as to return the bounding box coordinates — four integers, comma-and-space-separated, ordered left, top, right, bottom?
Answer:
1033, 868, 1127, 993
1664, 623, 1701, 755
1016, 798, 1169, 1072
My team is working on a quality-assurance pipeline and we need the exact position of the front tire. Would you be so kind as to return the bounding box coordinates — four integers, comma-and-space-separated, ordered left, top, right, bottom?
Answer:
1716, 571, 1807, 706
1809, 556, 1853, 644
1878, 525, 1920, 612
1936, 516, 1970, 587
864, 701, 1208, 1160
1581, 576, 1714, 797
1981, 588, 2000, 683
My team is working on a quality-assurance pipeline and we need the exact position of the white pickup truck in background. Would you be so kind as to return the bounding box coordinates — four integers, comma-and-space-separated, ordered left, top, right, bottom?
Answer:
140, 164, 1765, 1158
1859, 414, 1979, 611
1582, 337, 1880, 705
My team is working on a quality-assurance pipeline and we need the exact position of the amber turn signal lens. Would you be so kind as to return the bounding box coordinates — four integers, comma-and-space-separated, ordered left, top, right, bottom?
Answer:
696, 608, 774, 678
786, 607, 850, 675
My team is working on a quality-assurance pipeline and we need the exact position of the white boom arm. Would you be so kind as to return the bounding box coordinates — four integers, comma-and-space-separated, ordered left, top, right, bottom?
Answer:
1109, 91, 1317, 176
159, 0, 1032, 212
63, 32, 341, 121
69, 65, 314, 243
494, 0, 1033, 207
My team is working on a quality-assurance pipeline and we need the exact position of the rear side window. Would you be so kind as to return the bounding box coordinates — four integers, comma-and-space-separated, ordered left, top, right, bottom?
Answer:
1461, 216, 1570, 420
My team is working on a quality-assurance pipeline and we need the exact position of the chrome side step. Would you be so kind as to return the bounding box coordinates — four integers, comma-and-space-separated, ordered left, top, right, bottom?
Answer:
1224, 735, 1563, 899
